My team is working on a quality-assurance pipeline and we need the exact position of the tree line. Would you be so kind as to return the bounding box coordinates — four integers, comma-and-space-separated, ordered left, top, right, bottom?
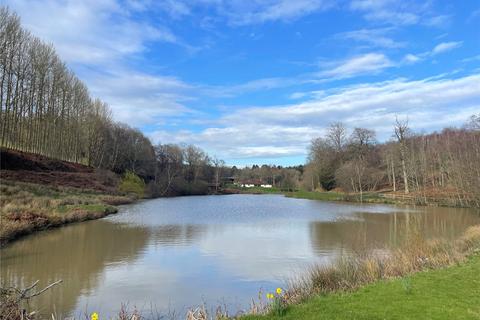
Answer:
0, 7, 156, 177
2, 7, 479, 204
0, 7, 329, 198
0, 7, 229, 196
303, 116, 480, 207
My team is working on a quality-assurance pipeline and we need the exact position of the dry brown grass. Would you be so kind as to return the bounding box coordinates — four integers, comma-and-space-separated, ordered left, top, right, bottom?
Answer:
0, 180, 134, 246
283, 225, 480, 306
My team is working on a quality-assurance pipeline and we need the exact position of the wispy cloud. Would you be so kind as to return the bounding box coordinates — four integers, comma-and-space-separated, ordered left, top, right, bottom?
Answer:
349, 0, 421, 25
318, 53, 394, 79
424, 14, 451, 28
349, 0, 450, 28
202, 0, 333, 26
432, 41, 463, 55
6, 0, 184, 65
335, 28, 406, 49
228, 0, 332, 25
403, 41, 464, 65
403, 53, 421, 64
202, 77, 300, 98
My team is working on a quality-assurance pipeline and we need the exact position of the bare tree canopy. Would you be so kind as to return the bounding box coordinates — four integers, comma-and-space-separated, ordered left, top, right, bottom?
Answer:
306, 117, 480, 206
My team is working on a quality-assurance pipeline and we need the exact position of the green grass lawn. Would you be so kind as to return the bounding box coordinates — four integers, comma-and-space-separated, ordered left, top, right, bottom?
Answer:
243, 254, 480, 320
284, 190, 346, 201
285, 190, 398, 204
225, 185, 283, 194
227, 185, 396, 204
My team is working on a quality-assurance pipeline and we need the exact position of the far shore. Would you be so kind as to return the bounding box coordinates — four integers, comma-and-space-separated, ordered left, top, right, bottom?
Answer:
2, 179, 478, 247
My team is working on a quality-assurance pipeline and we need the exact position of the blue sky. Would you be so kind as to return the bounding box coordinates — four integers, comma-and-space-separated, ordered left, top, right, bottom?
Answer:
5, 0, 480, 166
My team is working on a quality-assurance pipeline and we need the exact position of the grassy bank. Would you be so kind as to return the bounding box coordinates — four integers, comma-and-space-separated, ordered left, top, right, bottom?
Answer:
285, 190, 348, 201
228, 186, 396, 204
230, 186, 283, 194
235, 187, 458, 207
244, 253, 480, 320
0, 180, 134, 246
243, 225, 480, 320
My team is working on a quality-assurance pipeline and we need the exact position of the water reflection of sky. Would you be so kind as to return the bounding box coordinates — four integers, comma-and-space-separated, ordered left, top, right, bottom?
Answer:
2, 195, 479, 318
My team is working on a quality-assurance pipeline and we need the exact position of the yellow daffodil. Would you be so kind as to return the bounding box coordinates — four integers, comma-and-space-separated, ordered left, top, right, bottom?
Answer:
276, 287, 283, 295
91, 312, 98, 320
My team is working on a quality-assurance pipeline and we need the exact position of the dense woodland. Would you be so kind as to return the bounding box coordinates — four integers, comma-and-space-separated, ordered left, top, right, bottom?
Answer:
1, 7, 479, 205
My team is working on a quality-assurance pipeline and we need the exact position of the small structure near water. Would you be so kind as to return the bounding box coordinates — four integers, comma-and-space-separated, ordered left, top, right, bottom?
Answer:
237, 179, 273, 188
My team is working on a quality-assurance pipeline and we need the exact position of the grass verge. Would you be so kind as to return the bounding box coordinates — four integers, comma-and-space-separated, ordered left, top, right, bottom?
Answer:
243, 225, 480, 320
225, 186, 396, 205
243, 253, 480, 320
0, 180, 135, 246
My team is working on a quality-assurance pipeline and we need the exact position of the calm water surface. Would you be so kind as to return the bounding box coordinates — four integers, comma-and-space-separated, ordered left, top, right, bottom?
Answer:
1, 194, 479, 317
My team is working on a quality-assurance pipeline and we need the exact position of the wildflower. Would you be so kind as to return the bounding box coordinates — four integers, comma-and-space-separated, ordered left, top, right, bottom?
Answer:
266, 293, 274, 299
91, 312, 98, 320
276, 287, 282, 295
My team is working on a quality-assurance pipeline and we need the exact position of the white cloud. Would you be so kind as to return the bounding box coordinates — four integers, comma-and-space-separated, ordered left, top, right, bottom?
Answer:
158, 0, 333, 26
432, 41, 463, 55
318, 53, 394, 79
349, 0, 450, 28
151, 73, 480, 162
230, 0, 331, 25
402, 41, 464, 65
84, 68, 194, 126
403, 53, 422, 64
424, 14, 451, 28
4, 0, 197, 127
202, 77, 299, 98
203, 0, 333, 25
336, 28, 405, 49
349, 0, 421, 25
5, 0, 182, 65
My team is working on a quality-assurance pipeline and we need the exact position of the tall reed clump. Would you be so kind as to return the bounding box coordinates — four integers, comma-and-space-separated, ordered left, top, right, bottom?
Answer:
284, 225, 480, 306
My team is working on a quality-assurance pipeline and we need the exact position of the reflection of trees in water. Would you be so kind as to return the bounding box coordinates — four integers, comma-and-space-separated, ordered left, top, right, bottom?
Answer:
309, 207, 480, 254
0, 220, 150, 317
149, 224, 207, 246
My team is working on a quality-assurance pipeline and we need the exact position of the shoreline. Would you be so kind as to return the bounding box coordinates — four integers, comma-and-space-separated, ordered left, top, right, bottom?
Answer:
0, 179, 136, 247
243, 250, 480, 320
2, 181, 477, 247
2, 179, 479, 319
231, 186, 479, 209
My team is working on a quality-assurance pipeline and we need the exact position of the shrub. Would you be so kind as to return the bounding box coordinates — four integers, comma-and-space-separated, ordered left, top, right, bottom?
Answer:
118, 171, 146, 198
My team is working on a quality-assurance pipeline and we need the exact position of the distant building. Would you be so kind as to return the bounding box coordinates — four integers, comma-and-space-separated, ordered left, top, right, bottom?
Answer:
238, 179, 273, 188
222, 177, 235, 184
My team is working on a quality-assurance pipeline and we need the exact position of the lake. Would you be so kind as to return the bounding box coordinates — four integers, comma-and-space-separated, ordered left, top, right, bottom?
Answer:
1, 194, 479, 318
